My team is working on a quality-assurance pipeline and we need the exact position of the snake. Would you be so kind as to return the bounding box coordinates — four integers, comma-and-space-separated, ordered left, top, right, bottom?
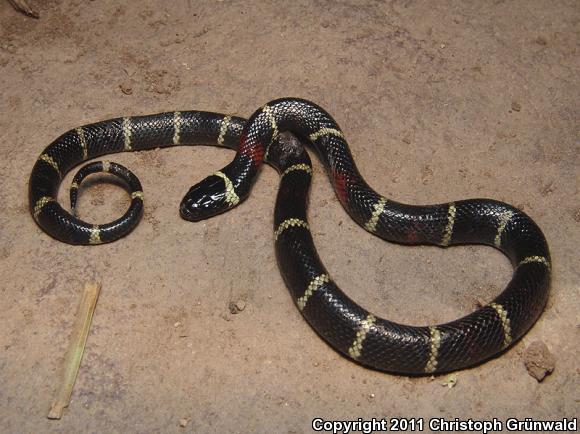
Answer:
29, 97, 551, 374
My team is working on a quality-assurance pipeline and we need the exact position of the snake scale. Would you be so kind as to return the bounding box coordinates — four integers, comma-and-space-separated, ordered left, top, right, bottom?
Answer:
29, 98, 551, 374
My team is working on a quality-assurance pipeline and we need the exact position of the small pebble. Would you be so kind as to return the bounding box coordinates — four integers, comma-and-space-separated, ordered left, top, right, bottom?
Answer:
228, 300, 246, 314
475, 298, 487, 308
511, 101, 521, 112
179, 418, 190, 427
119, 83, 133, 95
523, 341, 555, 381
441, 374, 457, 388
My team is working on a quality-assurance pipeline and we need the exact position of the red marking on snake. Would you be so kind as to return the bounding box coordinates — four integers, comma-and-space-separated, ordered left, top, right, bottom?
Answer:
240, 135, 264, 169
332, 170, 349, 206
405, 222, 429, 243
405, 229, 420, 243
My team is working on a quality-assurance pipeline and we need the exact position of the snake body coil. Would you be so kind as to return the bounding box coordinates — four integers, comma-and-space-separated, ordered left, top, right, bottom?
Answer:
29, 98, 550, 374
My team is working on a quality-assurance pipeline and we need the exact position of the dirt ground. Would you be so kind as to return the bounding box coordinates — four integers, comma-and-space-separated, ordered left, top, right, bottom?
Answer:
0, 0, 578, 432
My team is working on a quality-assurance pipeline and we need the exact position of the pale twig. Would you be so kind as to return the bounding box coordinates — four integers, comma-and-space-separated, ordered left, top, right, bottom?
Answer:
7, 0, 39, 18
47, 282, 101, 419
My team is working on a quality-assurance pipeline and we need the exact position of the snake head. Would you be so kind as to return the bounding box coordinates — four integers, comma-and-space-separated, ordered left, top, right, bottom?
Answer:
179, 174, 232, 221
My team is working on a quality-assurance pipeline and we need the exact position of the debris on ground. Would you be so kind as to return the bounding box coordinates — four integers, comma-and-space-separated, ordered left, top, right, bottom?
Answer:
441, 374, 458, 388
229, 300, 246, 314
119, 83, 133, 95
48, 282, 101, 419
523, 340, 555, 381
7, 0, 39, 18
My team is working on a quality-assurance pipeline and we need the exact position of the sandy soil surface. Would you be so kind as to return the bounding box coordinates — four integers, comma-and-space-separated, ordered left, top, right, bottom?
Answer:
0, 0, 578, 432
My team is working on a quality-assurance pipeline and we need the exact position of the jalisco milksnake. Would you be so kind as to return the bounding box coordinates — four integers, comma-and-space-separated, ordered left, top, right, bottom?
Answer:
29, 98, 550, 374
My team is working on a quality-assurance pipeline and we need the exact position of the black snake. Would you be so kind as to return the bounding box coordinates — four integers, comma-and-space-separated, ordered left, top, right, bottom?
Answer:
29, 98, 551, 374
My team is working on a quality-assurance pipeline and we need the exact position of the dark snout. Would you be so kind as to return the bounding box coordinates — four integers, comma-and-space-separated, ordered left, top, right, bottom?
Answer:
179, 175, 228, 221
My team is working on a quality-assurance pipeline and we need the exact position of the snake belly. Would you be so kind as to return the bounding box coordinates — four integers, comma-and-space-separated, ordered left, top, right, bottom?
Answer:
29, 99, 551, 374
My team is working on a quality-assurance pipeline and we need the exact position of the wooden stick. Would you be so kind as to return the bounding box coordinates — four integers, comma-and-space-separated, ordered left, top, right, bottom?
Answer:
7, 0, 39, 18
47, 282, 101, 419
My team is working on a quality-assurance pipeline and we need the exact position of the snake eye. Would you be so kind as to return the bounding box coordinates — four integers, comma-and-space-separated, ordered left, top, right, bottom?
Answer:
179, 175, 228, 221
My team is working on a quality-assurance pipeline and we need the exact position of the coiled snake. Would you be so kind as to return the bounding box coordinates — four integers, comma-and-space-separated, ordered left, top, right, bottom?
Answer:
29, 98, 551, 374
